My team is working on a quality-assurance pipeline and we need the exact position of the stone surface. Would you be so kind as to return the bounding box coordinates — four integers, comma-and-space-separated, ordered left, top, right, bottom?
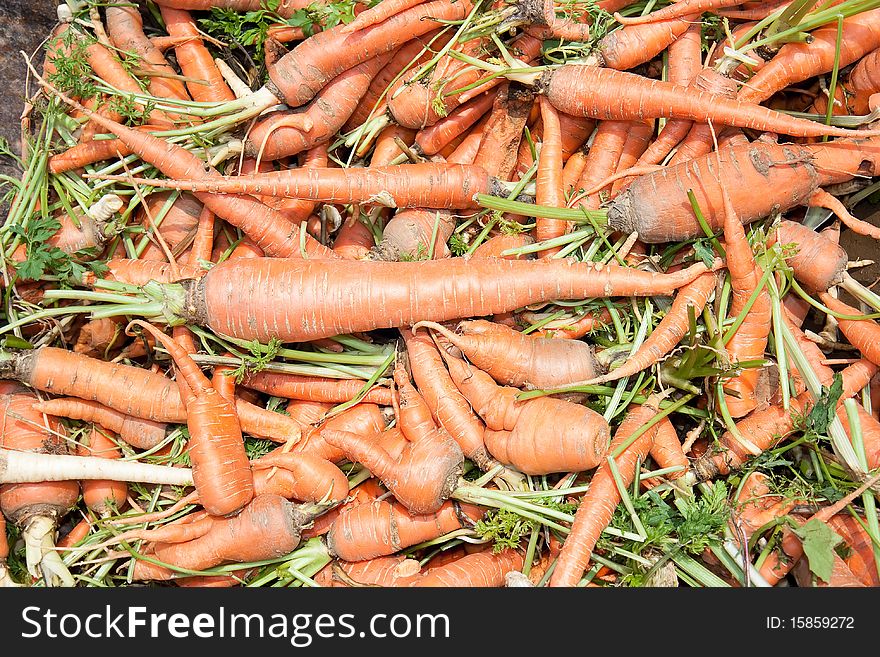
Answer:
0, 0, 57, 177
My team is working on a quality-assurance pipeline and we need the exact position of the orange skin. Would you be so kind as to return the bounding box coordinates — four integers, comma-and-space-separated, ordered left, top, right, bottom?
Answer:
241, 372, 393, 405
550, 400, 663, 586
400, 327, 491, 469
131, 494, 316, 581
719, 169, 771, 418
642, 417, 688, 488
138, 192, 203, 262
187, 206, 215, 265
370, 125, 417, 166
327, 498, 482, 562
99, 259, 206, 286
773, 220, 849, 293
74, 318, 126, 358
409, 548, 524, 586
471, 233, 535, 259
609, 119, 655, 196
251, 452, 350, 503
820, 294, 880, 366
615, 0, 740, 25
544, 65, 880, 139
341, 0, 427, 33
0, 383, 80, 526
178, 255, 713, 343
77, 427, 128, 517
268, 0, 473, 109
130, 321, 254, 518
315, 555, 423, 587
47, 95, 336, 260
333, 214, 375, 260
56, 517, 93, 549
322, 427, 464, 515
597, 14, 701, 71
535, 96, 567, 255
245, 53, 393, 160
412, 318, 599, 389
159, 6, 236, 103
441, 352, 610, 475
573, 120, 631, 209
373, 209, 454, 261
693, 358, 880, 480
473, 83, 536, 182
738, 9, 880, 104
667, 70, 739, 166
814, 48, 880, 115
414, 91, 496, 156
290, 403, 388, 463
393, 361, 438, 443
285, 400, 334, 428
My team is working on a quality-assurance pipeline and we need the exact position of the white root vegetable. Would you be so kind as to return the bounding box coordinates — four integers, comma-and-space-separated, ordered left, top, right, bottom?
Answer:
0, 449, 193, 486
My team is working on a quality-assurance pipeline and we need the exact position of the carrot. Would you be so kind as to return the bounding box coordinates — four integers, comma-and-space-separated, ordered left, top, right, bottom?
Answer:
412, 318, 600, 389
528, 0, 592, 43
131, 494, 323, 581
644, 417, 688, 486
187, 206, 216, 265
341, 0, 428, 33
550, 397, 664, 586
563, 271, 717, 387
327, 498, 481, 561
472, 83, 536, 182
399, 327, 494, 470
105, 5, 191, 108
819, 294, 880, 366
138, 191, 203, 262
0, 383, 78, 586
1, 347, 186, 423
413, 91, 496, 157
333, 213, 376, 260
245, 53, 393, 160
49, 130, 161, 174
292, 404, 388, 463
286, 399, 334, 428
371, 209, 455, 260
98, 258, 206, 286
34, 398, 168, 450
830, 47, 880, 115
250, 452, 350, 503
128, 321, 254, 518
609, 119, 655, 195
692, 358, 880, 479
409, 548, 524, 586
572, 120, 632, 209
540, 65, 880, 138
716, 0, 790, 20
154, 0, 321, 17
717, 158, 772, 418
470, 233, 535, 259
315, 555, 423, 587
535, 96, 567, 254
614, 0, 741, 25
597, 14, 701, 71
606, 141, 821, 242
241, 372, 393, 405
56, 517, 93, 550
112, 245, 712, 345
158, 6, 236, 103
774, 219, 849, 293
76, 427, 128, 518
322, 426, 463, 514
109, 161, 499, 210
267, 0, 473, 109
737, 9, 880, 104
667, 69, 739, 166
523, 308, 611, 339
440, 351, 610, 475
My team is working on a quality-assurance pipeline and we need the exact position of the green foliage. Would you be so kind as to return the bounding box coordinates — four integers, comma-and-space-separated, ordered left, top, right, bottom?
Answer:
227, 337, 283, 382
244, 437, 276, 460
8, 215, 102, 283
802, 373, 844, 439
200, 0, 283, 62
475, 499, 577, 553
676, 481, 729, 554
47, 31, 100, 103
449, 232, 470, 256
793, 518, 844, 583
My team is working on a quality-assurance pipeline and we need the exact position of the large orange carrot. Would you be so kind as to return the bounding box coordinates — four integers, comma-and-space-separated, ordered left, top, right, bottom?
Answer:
550, 398, 663, 586
541, 65, 880, 138
0, 383, 78, 586
327, 498, 481, 561
441, 352, 610, 475
251, 452, 350, 503
774, 219, 849, 293
718, 162, 771, 418
1, 347, 185, 423
410, 548, 524, 586
597, 14, 701, 71
644, 417, 688, 485
267, 0, 473, 108
151, 254, 714, 343
738, 9, 880, 104
322, 426, 463, 514
414, 91, 496, 157
131, 494, 322, 581
566, 272, 717, 387
412, 318, 600, 389
314, 555, 423, 587
472, 83, 535, 182
129, 321, 254, 517
159, 6, 236, 103
33, 398, 167, 450
372, 209, 455, 261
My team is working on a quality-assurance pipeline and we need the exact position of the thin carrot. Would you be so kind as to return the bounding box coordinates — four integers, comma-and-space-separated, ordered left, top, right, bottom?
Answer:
77, 427, 128, 518
549, 397, 664, 587
128, 320, 254, 518
614, 0, 742, 25
341, 0, 427, 33
572, 120, 632, 209
241, 372, 393, 405
597, 14, 702, 71
819, 294, 880, 366
412, 318, 600, 389
409, 548, 524, 586
535, 96, 567, 254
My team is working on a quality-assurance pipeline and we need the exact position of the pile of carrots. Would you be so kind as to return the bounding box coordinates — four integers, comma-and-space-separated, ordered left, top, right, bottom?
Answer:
3, 0, 880, 588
